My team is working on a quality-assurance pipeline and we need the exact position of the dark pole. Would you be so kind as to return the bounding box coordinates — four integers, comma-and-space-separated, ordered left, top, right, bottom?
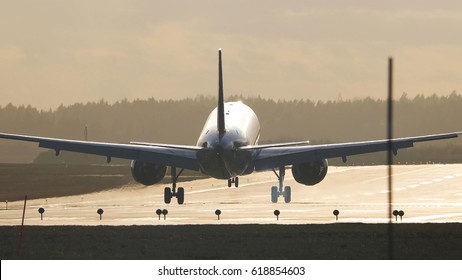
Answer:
18, 195, 27, 257
387, 57, 394, 260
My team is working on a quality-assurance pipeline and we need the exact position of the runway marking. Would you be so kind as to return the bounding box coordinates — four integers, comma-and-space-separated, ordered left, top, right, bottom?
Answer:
342, 209, 383, 213
178, 167, 379, 196
282, 209, 316, 213
198, 209, 240, 212
188, 179, 278, 195
342, 218, 390, 223
444, 176, 454, 179
30, 217, 85, 221
327, 166, 375, 173
358, 165, 437, 184
396, 202, 462, 207
406, 213, 462, 222
418, 198, 445, 201
228, 218, 276, 222
362, 192, 376, 196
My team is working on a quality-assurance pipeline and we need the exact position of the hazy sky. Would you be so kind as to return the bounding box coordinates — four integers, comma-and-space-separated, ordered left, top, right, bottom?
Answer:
1, 0, 462, 109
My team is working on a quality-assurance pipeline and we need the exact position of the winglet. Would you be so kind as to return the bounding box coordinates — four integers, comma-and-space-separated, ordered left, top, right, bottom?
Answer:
217, 48, 226, 136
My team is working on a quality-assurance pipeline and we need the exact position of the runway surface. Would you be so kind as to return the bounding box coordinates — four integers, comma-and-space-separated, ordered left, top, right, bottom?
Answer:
1, 164, 462, 225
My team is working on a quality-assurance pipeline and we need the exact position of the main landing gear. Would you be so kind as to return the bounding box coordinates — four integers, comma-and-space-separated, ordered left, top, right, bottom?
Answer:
227, 177, 239, 188
271, 166, 291, 203
164, 167, 185, 205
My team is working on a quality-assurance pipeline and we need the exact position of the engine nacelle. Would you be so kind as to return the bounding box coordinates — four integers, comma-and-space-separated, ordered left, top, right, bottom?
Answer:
291, 159, 328, 186
130, 160, 167, 186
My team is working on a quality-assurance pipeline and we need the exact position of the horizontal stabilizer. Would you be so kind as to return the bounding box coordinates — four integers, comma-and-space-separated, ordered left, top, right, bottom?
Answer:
238, 141, 310, 150
130, 141, 203, 150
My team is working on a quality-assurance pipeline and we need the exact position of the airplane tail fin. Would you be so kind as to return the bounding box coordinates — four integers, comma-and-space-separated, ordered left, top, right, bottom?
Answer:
217, 48, 226, 136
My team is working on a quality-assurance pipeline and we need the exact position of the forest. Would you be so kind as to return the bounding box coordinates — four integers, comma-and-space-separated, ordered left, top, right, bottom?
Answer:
1, 93, 461, 165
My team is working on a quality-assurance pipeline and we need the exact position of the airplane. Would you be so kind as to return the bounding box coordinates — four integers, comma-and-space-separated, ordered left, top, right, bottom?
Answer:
0, 49, 461, 204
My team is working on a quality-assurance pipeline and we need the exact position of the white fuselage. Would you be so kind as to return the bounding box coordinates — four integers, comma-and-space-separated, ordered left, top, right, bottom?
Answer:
196, 101, 260, 179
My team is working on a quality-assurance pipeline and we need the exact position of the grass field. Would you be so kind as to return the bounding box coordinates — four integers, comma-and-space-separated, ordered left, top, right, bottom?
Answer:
0, 164, 206, 202
1, 224, 462, 259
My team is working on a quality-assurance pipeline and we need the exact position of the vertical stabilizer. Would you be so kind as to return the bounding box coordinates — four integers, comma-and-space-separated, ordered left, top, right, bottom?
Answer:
217, 49, 226, 136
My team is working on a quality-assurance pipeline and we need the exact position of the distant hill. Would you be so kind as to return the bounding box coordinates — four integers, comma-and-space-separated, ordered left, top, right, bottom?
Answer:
1, 93, 461, 164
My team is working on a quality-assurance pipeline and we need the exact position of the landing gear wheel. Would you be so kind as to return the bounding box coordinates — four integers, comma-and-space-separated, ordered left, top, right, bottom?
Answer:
164, 187, 172, 204
228, 178, 239, 188
284, 186, 291, 203
271, 186, 278, 203
177, 187, 185, 205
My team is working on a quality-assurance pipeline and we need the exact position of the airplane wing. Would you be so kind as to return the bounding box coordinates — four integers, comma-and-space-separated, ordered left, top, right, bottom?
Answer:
0, 133, 201, 171
251, 132, 462, 171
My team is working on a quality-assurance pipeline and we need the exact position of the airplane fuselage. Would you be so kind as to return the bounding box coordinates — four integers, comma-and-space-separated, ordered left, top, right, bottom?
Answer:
196, 101, 260, 179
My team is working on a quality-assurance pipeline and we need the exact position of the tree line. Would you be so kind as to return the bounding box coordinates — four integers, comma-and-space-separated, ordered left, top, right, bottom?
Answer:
1, 93, 461, 165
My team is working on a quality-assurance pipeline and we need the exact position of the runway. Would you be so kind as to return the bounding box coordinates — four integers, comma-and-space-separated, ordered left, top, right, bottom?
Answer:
1, 164, 462, 225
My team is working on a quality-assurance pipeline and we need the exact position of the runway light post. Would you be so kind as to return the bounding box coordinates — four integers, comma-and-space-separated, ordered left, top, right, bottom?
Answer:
393, 210, 399, 221
38, 207, 45, 220
274, 210, 280, 220
333, 210, 340, 221
156, 209, 162, 220
398, 210, 404, 221
162, 209, 168, 220
97, 208, 104, 220
215, 209, 222, 220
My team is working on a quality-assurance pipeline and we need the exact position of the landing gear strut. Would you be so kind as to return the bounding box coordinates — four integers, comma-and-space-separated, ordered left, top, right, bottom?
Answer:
227, 177, 239, 188
164, 166, 185, 204
271, 166, 291, 203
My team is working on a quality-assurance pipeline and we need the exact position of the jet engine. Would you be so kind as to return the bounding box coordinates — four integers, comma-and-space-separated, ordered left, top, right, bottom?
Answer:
130, 160, 167, 186
291, 159, 328, 186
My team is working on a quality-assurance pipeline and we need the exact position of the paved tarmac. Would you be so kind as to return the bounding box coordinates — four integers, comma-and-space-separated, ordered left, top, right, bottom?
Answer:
1, 164, 461, 225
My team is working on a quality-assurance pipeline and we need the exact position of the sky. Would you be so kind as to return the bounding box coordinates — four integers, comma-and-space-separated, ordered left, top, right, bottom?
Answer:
1, 0, 462, 109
